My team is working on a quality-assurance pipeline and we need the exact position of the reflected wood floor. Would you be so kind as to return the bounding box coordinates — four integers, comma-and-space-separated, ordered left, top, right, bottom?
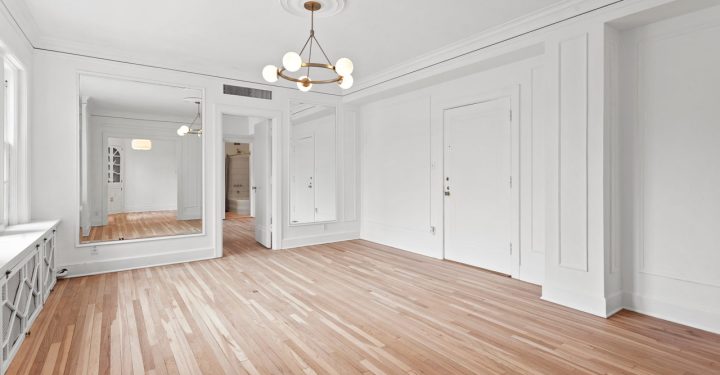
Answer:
80, 211, 202, 244
11, 217, 720, 374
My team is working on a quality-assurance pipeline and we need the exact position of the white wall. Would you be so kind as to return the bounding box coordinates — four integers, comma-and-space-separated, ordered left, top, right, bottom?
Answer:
30, 50, 358, 276
359, 56, 546, 284
114, 137, 177, 213
615, 5, 720, 333
354, 0, 720, 333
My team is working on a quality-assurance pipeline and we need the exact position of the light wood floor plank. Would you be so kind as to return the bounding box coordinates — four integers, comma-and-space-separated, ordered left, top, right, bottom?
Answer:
9, 217, 720, 374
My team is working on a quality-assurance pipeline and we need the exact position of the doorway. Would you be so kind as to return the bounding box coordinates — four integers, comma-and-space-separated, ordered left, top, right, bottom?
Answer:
224, 142, 253, 219
220, 112, 277, 251
107, 143, 124, 214
442, 97, 516, 275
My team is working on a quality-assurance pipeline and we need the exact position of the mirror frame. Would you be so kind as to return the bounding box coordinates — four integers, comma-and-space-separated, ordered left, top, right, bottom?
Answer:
74, 71, 207, 247
288, 99, 340, 227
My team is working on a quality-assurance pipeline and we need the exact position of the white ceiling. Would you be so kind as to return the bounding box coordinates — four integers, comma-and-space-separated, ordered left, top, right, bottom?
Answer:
15, 0, 566, 89
80, 75, 202, 119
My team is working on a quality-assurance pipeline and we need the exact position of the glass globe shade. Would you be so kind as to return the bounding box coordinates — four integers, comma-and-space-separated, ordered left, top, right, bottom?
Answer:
283, 52, 303, 72
177, 125, 190, 136
262, 65, 278, 83
338, 74, 354, 90
297, 76, 312, 92
335, 58, 354, 76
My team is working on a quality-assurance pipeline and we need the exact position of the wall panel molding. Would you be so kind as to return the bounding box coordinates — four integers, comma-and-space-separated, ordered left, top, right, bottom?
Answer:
530, 66, 546, 255
557, 33, 589, 272
634, 23, 720, 288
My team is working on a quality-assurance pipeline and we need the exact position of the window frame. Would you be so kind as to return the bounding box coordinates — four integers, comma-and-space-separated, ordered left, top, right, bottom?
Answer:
1, 57, 22, 230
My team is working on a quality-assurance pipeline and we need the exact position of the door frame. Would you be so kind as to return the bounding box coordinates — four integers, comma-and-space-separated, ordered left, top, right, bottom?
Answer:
433, 85, 521, 277
214, 105, 282, 254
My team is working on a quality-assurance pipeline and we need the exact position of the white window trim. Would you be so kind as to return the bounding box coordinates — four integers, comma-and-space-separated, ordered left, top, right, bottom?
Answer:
0, 56, 6, 231
1, 54, 27, 230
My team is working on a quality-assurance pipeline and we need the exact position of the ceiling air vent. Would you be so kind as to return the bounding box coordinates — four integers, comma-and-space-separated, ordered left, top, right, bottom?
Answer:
223, 84, 272, 100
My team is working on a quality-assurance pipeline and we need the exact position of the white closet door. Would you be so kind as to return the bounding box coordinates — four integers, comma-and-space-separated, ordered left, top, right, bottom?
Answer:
443, 99, 513, 275
291, 135, 315, 224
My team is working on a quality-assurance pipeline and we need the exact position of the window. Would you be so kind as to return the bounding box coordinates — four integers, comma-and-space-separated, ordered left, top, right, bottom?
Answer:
1, 59, 19, 229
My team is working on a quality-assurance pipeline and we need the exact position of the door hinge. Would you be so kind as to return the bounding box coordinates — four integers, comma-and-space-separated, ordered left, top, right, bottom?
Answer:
509, 176, 513, 188
509, 242, 513, 253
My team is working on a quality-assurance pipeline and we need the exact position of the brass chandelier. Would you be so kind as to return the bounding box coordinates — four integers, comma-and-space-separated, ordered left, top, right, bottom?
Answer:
262, 1, 354, 92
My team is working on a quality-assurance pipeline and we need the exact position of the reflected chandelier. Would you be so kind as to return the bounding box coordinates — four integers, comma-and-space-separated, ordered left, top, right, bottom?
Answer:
262, 1, 354, 92
177, 98, 203, 136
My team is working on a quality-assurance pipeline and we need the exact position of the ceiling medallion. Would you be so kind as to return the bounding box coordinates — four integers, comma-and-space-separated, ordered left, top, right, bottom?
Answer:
279, 0, 346, 18
262, 1, 354, 92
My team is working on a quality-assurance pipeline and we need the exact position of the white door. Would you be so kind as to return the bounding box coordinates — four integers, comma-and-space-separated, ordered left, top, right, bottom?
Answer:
443, 99, 513, 275
252, 120, 272, 248
291, 135, 315, 224
107, 145, 124, 214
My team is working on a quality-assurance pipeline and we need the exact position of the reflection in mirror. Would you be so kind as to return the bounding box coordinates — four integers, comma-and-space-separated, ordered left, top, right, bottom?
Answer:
290, 102, 337, 225
78, 75, 203, 244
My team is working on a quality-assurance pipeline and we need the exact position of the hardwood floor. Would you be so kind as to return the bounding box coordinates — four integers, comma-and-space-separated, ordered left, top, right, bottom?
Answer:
12, 217, 720, 374
80, 211, 202, 244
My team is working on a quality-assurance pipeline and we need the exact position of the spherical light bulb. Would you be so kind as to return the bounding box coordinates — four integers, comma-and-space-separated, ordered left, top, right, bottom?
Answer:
335, 58, 354, 76
338, 74, 354, 90
297, 76, 312, 92
262, 65, 278, 83
177, 125, 189, 136
283, 52, 302, 72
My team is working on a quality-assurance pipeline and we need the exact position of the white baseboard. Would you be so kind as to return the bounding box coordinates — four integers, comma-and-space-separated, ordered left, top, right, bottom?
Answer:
605, 291, 624, 317
63, 247, 216, 277
124, 205, 177, 213
282, 231, 360, 249
541, 285, 612, 318
361, 220, 442, 259
623, 292, 720, 334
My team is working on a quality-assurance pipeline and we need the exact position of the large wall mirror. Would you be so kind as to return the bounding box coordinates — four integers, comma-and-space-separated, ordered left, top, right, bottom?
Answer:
78, 74, 203, 244
290, 102, 337, 225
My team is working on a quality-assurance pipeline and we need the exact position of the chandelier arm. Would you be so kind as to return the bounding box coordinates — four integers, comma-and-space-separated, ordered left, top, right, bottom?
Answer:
307, 36, 313, 77
188, 101, 202, 130
298, 34, 313, 56
312, 36, 333, 65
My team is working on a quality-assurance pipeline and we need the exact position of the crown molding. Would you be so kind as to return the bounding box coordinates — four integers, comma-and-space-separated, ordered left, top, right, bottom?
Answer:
344, 0, 624, 97
0, 0, 40, 46
34, 36, 342, 96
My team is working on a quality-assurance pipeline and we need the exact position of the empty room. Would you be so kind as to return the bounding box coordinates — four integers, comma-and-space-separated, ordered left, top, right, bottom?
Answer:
0, 0, 718, 374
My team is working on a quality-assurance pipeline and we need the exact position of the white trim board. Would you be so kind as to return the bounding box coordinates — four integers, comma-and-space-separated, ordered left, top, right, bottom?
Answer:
64, 247, 215, 277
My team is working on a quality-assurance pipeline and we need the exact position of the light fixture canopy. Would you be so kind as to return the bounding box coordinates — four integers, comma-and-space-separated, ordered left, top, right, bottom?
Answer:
177, 99, 203, 137
262, 1, 354, 92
